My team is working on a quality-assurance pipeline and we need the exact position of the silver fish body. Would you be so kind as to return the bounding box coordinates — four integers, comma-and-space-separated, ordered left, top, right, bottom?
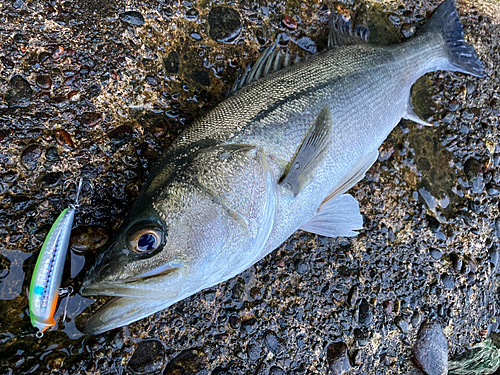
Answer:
82, 0, 485, 334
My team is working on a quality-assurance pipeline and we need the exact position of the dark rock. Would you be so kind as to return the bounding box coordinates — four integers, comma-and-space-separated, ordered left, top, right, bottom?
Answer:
54, 129, 74, 149
247, 342, 262, 361
45, 147, 59, 163
264, 330, 280, 353
326, 341, 351, 374
383, 300, 394, 315
208, 7, 242, 43
358, 298, 373, 327
212, 368, 232, 375
232, 278, 245, 300
164, 349, 208, 375
70, 226, 110, 253
294, 259, 308, 274
347, 285, 358, 306
489, 247, 499, 271
269, 366, 285, 375
81, 112, 102, 127
395, 316, 409, 333
429, 248, 442, 260
36, 75, 52, 89
411, 321, 448, 375
411, 311, 422, 327
185, 8, 199, 20
119, 11, 145, 26
464, 158, 483, 180
163, 51, 180, 74
127, 339, 166, 375
41, 172, 62, 186
109, 125, 133, 147
21, 144, 43, 170
241, 318, 257, 334
353, 328, 367, 346
6, 75, 33, 108
1, 56, 14, 69
441, 273, 455, 289
192, 70, 210, 86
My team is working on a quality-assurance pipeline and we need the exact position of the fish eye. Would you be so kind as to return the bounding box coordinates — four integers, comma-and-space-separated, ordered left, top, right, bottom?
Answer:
127, 224, 164, 254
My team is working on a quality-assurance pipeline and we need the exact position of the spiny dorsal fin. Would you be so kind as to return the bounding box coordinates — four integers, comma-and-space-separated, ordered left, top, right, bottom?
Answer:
231, 44, 305, 93
280, 105, 333, 195
328, 9, 370, 48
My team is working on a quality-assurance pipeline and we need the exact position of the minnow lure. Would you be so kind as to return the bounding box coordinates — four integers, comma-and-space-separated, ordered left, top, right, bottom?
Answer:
29, 178, 83, 337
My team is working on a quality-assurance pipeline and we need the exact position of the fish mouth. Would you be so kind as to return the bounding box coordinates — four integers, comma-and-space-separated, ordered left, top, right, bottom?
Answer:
81, 266, 185, 300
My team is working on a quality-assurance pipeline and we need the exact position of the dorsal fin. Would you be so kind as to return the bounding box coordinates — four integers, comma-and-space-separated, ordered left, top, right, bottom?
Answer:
328, 9, 370, 48
231, 44, 305, 93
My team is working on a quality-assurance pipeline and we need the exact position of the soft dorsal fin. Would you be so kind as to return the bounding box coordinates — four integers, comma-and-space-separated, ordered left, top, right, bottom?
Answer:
328, 11, 370, 48
231, 44, 305, 93
403, 97, 433, 127
280, 105, 333, 195
300, 193, 363, 237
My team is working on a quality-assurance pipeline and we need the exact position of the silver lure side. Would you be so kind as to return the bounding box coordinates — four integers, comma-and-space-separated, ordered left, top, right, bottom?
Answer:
81, 0, 485, 334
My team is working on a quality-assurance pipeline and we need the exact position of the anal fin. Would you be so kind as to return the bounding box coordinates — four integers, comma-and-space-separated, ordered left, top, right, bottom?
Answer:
300, 194, 362, 237
280, 105, 333, 195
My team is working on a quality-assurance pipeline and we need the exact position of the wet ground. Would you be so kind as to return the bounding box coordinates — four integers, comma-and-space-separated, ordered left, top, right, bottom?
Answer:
0, 0, 499, 374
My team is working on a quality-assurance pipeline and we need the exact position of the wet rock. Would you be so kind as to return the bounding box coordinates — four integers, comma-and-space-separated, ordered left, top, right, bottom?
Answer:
358, 298, 373, 327
282, 15, 298, 30
119, 11, 145, 26
441, 273, 455, 289
109, 125, 133, 148
264, 330, 280, 353
36, 75, 52, 90
208, 7, 242, 43
21, 145, 43, 170
55, 129, 74, 149
326, 341, 351, 374
164, 349, 208, 375
163, 51, 180, 74
127, 339, 166, 375
192, 70, 210, 86
45, 147, 59, 163
429, 248, 442, 260
81, 112, 102, 127
70, 226, 109, 253
247, 342, 262, 361
6, 75, 33, 108
395, 316, 409, 333
411, 321, 448, 375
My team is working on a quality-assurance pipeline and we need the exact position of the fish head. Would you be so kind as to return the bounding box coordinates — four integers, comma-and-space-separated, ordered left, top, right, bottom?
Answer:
81, 179, 251, 301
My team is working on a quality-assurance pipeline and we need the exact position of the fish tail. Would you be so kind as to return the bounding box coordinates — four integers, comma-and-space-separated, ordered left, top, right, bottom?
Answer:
418, 0, 485, 77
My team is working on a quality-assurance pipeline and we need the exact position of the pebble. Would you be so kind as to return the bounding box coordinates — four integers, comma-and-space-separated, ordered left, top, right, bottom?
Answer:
326, 341, 351, 374
441, 273, 455, 289
36, 75, 52, 90
21, 145, 43, 170
429, 248, 442, 260
55, 129, 74, 149
208, 7, 242, 43
353, 328, 367, 347
109, 125, 133, 147
164, 349, 208, 375
489, 248, 499, 271
411, 311, 422, 327
45, 147, 59, 163
383, 300, 393, 315
241, 318, 257, 334
81, 112, 102, 127
127, 340, 166, 375
358, 298, 373, 327
119, 11, 145, 26
247, 342, 262, 361
411, 321, 448, 375
1, 56, 14, 69
395, 316, 409, 333
69, 226, 109, 253
163, 51, 180, 74
282, 15, 297, 30
41, 172, 62, 186
296, 37, 317, 54
347, 285, 358, 306
269, 366, 286, 375
6, 75, 33, 108
264, 330, 280, 353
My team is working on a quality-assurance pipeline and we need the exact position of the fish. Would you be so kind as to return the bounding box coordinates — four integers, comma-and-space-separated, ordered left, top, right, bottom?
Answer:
29, 178, 83, 337
81, 0, 485, 334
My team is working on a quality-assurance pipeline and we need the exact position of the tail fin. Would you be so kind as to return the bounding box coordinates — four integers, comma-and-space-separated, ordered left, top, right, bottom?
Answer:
418, 0, 485, 77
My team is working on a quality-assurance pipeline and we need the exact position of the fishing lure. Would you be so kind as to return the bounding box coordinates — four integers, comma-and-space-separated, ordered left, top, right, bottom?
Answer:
29, 178, 83, 337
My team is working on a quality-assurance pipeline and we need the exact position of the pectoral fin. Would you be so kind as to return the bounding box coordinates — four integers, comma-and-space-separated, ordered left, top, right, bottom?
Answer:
404, 97, 433, 127
300, 194, 363, 237
280, 105, 333, 195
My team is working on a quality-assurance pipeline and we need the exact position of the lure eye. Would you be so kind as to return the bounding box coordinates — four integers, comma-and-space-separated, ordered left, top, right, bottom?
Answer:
127, 225, 164, 254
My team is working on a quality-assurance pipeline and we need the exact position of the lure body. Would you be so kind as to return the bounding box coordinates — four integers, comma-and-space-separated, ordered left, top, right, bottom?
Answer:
28, 175, 84, 336
29, 207, 75, 333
